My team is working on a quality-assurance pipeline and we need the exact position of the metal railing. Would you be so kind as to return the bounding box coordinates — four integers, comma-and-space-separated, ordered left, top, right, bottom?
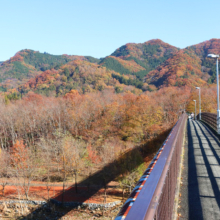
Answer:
200, 112, 217, 131
115, 113, 187, 220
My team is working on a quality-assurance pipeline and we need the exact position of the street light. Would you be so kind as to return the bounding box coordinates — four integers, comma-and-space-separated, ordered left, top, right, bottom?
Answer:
207, 54, 220, 134
193, 100, 196, 120
196, 87, 201, 120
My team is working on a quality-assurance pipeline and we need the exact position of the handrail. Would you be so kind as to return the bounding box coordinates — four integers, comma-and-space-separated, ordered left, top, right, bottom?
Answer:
200, 112, 217, 132
115, 113, 187, 220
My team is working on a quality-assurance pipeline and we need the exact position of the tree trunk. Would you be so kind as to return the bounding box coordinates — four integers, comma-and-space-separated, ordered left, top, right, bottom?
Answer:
2, 185, 5, 196
62, 155, 66, 204
62, 172, 66, 204
104, 187, 107, 203
75, 172, 78, 193
122, 187, 125, 201
87, 172, 91, 192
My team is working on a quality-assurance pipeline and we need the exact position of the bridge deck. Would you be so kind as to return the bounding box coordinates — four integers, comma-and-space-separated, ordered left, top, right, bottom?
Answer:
178, 119, 220, 220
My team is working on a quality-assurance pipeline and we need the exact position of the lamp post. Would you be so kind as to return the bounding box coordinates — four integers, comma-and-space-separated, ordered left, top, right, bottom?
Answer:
196, 87, 201, 120
193, 100, 196, 120
207, 54, 220, 134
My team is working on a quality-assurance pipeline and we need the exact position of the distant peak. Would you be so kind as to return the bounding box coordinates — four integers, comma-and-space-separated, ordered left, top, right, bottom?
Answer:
188, 38, 220, 48
143, 39, 178, 48
145, 39, 165, 44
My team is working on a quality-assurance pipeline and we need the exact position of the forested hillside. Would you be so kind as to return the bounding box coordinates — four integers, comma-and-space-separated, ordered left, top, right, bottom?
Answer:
1, 38, 220, 98
185, 38, 220, 83
100, 39, 179, 79
145, 50, 208, 88
0, 86, 190, 205
0, 50, 99, 91
17, 60, 142, 97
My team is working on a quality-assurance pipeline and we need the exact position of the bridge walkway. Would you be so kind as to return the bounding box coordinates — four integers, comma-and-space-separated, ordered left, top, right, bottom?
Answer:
178, 119, 220, 220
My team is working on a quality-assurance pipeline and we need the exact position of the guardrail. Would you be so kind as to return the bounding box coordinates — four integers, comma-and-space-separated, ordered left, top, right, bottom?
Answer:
200, 112, 217, 131
115, 113, 187, 220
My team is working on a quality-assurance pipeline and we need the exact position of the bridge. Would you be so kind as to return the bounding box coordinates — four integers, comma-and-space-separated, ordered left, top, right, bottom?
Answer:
115, 113, 220, 220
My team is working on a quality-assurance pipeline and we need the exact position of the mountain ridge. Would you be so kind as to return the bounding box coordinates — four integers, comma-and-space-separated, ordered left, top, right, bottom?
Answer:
1, 38, 220, 97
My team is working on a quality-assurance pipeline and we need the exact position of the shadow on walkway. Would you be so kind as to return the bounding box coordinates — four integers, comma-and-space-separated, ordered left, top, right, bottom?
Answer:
187, 120, 203, 220
186, 120, 220, 219
193, 122, 220, 212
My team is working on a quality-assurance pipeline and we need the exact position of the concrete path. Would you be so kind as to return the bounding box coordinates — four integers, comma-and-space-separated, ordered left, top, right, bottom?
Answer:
178, 119, 220, 220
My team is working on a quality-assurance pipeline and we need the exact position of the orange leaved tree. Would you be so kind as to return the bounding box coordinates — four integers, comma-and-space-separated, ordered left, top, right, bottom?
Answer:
10, 140, 40, 200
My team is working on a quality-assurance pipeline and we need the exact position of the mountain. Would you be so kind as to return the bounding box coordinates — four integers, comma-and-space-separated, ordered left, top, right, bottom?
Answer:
185, 39, 220, 83
0, 49, 99, 91
100, 39, 179, 79
17, 59, 142, 97
145, 39, 220, 88
1, 38, 220, 98
186, 38, 220, 58
144, 50, 207, 88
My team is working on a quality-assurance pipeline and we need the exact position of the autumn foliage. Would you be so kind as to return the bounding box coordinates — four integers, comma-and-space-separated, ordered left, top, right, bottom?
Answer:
10, 140, 28, 168
1, 38, 220, 207
1, 38, 220, 96
145, 50, 207, 88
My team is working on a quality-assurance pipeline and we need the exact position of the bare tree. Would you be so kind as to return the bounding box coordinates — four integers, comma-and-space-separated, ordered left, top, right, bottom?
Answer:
0, 150, 10, 196
62, 136, 87, 193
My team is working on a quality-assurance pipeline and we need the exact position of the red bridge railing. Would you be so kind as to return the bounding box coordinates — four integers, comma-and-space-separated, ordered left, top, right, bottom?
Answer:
115, 113, 187, 220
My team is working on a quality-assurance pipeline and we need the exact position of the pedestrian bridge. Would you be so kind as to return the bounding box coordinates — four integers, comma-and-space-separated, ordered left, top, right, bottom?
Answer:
115, 113, 220, 220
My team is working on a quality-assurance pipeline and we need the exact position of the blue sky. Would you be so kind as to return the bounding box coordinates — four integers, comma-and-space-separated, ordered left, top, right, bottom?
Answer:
1, 0, 220, 61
